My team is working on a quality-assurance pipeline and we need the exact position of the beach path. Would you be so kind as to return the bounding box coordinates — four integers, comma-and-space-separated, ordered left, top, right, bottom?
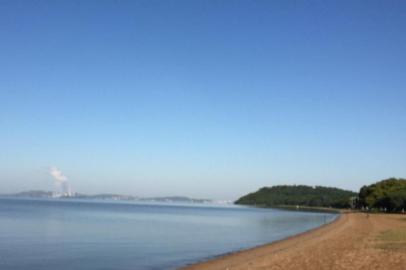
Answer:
182, 213, 406, 270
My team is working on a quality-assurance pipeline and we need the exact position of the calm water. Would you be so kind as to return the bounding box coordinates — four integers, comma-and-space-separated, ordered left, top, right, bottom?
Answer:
0, 197, 336, 270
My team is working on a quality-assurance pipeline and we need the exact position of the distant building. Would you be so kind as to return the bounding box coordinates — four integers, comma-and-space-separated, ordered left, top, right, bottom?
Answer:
53, 181, 73, 198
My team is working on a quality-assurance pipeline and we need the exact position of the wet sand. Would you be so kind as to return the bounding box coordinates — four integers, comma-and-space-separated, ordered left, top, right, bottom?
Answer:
182, 212, 406, 270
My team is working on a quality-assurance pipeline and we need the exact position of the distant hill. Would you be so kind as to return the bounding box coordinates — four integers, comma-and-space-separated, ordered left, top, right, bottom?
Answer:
2, 190, 211, 204
358, 178, 406, 212
235, 185, 357, 208
12, 190, 53, 198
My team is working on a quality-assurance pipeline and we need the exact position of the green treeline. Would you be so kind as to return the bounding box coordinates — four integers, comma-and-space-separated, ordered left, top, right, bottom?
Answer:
235, 178, 406, 212
358, 178, 406, 212
235, 185, 356, 208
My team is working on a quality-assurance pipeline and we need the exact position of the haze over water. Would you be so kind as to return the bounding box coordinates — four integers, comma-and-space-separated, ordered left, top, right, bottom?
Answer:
0, 198, 336, 270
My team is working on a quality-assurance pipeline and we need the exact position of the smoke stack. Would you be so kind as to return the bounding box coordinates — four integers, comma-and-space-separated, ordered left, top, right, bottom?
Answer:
49, 166, 73, 197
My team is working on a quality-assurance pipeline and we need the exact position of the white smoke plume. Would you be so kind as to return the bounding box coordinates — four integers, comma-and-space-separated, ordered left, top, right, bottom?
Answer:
49, 166, 72, 197
49, 166, 68, 183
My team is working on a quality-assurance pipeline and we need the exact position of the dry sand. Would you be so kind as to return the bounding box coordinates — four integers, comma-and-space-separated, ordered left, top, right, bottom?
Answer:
182, 212, 406, 270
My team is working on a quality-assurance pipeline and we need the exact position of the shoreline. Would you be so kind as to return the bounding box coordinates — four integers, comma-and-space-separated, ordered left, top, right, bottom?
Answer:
256, 205, 342, 214
181, 212, 342, 269
181, 212, 406, 270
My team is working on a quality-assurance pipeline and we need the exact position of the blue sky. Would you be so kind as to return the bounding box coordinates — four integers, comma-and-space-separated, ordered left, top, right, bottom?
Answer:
1, 1, 405, 199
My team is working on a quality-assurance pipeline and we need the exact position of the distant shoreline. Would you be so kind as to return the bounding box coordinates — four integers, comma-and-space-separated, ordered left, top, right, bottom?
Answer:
0, 191, 214, 204
181, 212, 406, 270
244, 204, 342, 214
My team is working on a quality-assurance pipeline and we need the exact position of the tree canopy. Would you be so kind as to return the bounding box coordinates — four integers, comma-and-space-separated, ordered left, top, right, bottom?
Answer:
358, 178, 406, 212
235, 185, 356, 208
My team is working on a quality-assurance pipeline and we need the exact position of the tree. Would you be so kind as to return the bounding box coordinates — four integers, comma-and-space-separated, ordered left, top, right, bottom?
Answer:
357, 178, 406, 212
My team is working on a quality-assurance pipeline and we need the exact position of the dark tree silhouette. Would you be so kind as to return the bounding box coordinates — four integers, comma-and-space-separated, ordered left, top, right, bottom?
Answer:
358, 178, 406, 212
235, 185, 356, 208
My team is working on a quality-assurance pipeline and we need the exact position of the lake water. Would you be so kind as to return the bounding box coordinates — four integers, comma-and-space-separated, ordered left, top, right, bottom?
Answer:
0, 197, 336, 270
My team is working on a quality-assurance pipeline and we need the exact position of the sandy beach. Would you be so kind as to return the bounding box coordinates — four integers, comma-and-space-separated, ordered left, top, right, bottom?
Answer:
182, 212, 406, 270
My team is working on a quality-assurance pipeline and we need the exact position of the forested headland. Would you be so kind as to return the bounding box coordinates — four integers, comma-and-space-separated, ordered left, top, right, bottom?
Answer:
235, 185, 356, 208
236, 178, 406, 212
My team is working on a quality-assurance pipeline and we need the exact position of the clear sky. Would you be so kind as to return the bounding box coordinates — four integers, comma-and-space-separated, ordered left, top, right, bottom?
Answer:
1, 1, 405, 200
